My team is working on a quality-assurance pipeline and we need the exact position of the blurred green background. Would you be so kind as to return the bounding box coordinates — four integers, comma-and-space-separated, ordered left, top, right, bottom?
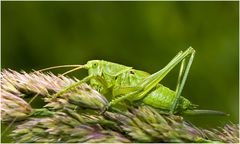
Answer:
2, 1, 238, 131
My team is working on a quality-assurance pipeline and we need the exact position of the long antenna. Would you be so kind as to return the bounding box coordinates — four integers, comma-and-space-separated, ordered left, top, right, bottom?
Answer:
61, 66, 84, 76
37, 65, 84, 72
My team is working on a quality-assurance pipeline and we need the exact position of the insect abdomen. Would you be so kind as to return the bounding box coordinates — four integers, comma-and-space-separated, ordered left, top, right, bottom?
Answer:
142, 84, 191, 111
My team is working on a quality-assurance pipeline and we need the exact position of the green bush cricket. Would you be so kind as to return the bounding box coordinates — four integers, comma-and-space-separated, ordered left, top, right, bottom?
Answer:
39, 47, 227, 115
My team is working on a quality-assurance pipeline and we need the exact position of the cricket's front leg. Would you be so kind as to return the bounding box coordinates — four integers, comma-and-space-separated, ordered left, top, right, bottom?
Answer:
52, 75, 108, 99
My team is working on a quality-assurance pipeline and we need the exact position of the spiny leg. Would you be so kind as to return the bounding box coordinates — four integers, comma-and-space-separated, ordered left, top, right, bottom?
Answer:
108, 52, 183, 107
110, 51, 184, 98
52, 75, 108, 98
170, 59, 186, 114
35, 65, 89, 96
108, 47, 195, 107
132, 47, 196, 101
112, 86, 142, 97
34, 64, 108, 99
101, 89, 142, 114
108, 50, 187, 102
170, 49, 195, 114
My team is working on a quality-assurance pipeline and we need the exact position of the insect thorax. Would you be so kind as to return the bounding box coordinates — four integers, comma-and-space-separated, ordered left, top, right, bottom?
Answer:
87, 60, 148, 92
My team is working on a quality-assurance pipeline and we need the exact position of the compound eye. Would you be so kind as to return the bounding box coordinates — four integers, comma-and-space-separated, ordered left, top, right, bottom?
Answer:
129, 71, 135, 74
92, 63, 97, 68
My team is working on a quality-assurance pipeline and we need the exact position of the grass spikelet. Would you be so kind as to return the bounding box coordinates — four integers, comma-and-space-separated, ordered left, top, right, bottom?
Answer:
1, 89, 32, 122
203, 124, 239, 143
1, 69, 77, 95
104, 106, 209, 143
11, 111, 130, 143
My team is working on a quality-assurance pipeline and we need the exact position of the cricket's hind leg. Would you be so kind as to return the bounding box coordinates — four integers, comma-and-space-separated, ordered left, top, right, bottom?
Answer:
107, 47, 195, 108
170, 48, 195, 114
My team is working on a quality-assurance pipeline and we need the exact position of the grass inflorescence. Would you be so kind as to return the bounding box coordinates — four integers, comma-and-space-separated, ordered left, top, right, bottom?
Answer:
1, 69, 239, 143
